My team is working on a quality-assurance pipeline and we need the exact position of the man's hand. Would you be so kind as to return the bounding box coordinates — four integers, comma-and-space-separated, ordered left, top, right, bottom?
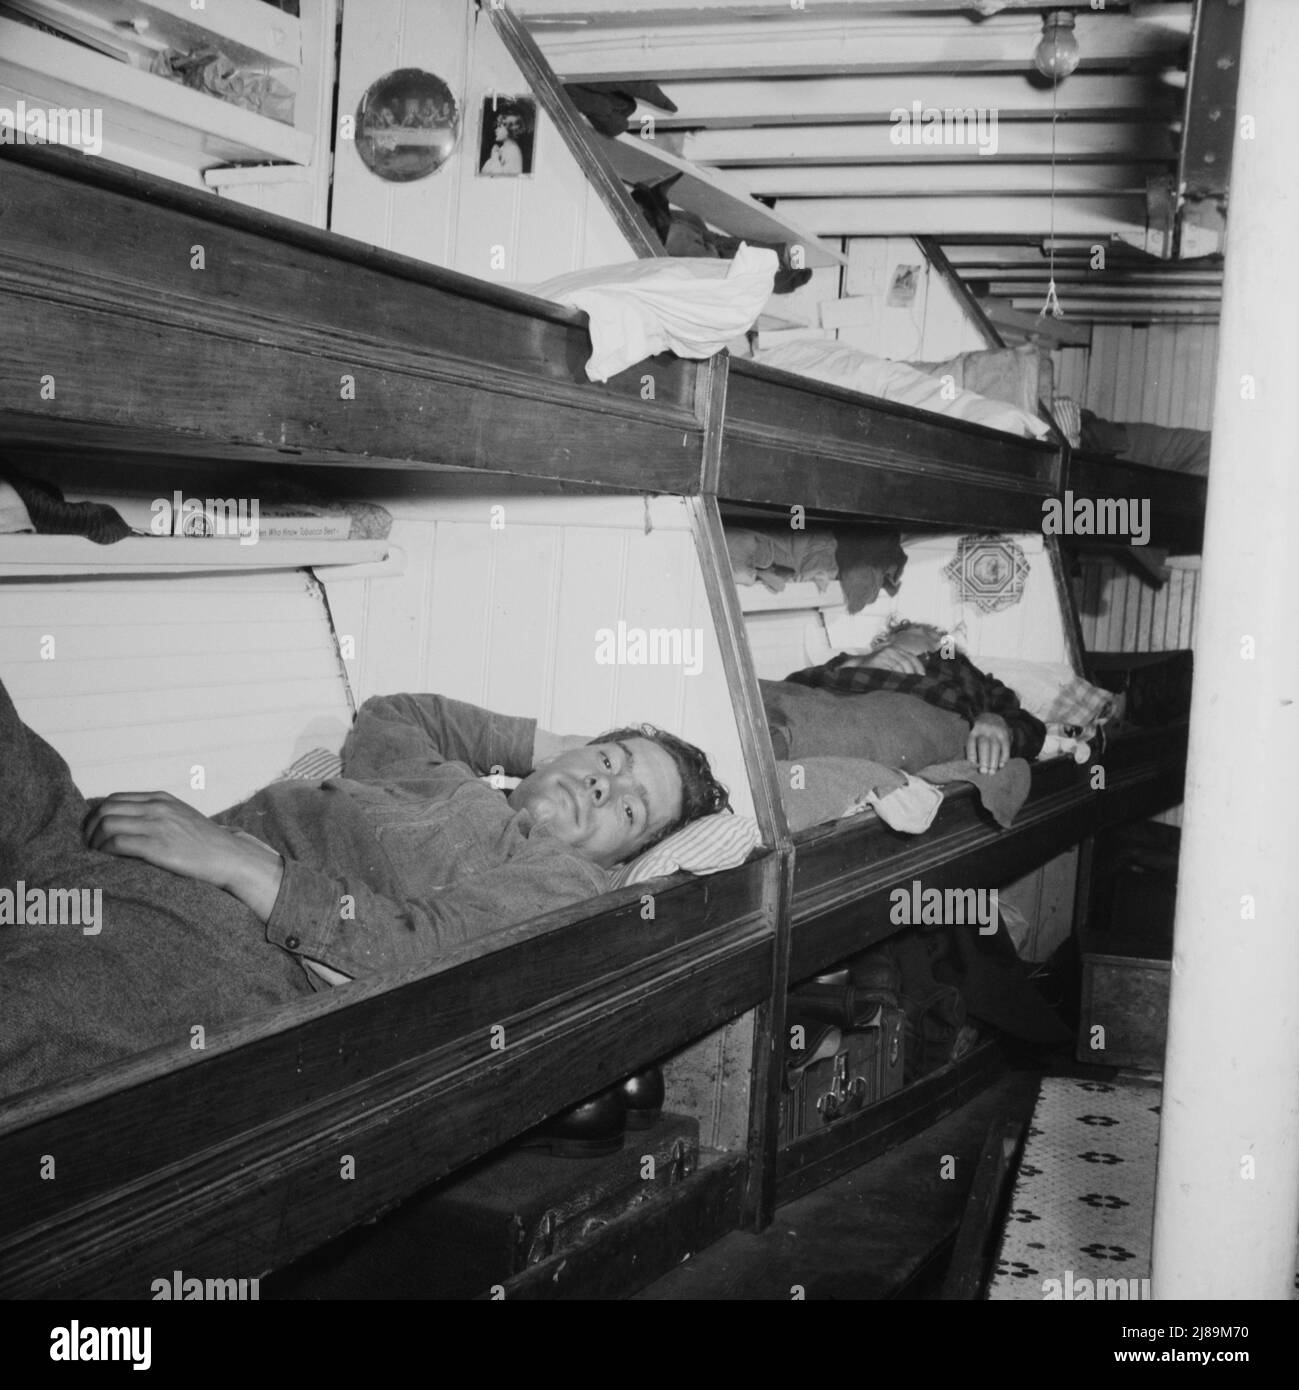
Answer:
967, 714, 1011, 775
84, 792, 284, 922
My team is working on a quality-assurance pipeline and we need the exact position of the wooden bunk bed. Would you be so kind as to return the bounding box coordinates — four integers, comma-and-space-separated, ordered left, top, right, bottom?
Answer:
1065, 448, 1208, 555
0, 144, 1195, 1299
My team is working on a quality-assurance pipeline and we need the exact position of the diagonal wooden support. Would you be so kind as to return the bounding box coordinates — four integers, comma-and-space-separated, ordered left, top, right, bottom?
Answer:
484, 0, 665, 258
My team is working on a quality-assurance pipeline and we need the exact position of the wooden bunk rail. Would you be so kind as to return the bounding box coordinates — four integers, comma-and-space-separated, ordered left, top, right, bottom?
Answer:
1065, 449, 1207, 554
787, 722, 1189, 981
0, 858, 774, 1298
721, 358, 1062, 527
0, 146, 702, 492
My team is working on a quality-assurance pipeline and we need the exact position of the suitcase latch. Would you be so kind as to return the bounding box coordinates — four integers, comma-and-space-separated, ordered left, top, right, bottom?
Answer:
527, 1208, 559, 1265
668, 1138, 693, 1184
816, 1053, 868, 1123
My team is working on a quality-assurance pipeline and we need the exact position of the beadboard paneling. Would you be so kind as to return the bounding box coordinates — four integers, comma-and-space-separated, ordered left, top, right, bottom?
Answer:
0, 571, 353, 811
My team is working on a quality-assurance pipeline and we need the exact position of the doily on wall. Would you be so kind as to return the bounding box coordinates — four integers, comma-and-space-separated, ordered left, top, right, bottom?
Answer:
943, 535, 1030, 614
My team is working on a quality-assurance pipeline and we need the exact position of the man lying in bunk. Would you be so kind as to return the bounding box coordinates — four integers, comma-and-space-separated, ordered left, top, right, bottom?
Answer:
0, 682, 729, 1097
766, 619, 1046, 776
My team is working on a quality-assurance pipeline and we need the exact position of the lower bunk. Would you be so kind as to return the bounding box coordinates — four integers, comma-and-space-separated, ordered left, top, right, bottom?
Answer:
0, 853, 776, 1299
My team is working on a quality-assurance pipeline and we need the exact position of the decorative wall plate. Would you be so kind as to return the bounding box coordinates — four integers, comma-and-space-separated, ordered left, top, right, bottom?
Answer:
943, 534, 1030, 613
355, 69, 459, 182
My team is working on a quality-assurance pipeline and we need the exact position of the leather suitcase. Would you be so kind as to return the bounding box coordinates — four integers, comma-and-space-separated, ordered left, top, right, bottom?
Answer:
427, 1112, 700, 1296
780, 1006, 906, 1145
266, 1112, 700, 1299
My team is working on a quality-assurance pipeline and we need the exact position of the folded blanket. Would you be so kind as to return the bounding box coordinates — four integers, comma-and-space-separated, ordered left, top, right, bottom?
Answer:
915, 757, 1031, 830
761, 680, 970, 770
778, 756, 943, 834
777, 753, 1030, 833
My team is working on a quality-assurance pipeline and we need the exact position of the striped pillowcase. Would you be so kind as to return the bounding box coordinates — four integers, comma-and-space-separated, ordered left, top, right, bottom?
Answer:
280, 747, 344, 781
610, 812, 763, 888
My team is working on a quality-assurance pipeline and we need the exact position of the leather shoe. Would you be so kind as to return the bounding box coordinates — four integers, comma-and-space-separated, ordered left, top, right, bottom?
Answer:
621, 1065, 665, 1129
520, 1088, 626, 1158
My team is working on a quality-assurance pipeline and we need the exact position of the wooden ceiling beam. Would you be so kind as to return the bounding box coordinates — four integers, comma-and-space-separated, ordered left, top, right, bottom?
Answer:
727, 163, 1168, 198
632, 74, 1183, 129
515, 0, 1169, 20
527, 11, 1192, 82
940, 242, 1219, 268
780, 193, 1147, 237
683, 122, 1178, 166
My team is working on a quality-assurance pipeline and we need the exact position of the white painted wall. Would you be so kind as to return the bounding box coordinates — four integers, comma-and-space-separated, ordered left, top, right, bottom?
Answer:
838, 238, 990, 362
1084, 323, 1220, 430
0, 572, 352, 813
740, 531, 1071, 680
321, 492, 755, 821
331, 0, 631, 280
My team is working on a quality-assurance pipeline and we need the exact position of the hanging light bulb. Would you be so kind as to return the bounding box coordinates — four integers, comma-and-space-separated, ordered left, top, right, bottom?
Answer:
1034, 10, 1081, 81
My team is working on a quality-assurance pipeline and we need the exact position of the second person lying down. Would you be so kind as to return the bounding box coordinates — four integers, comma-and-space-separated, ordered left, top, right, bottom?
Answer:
764, 620, 1046, 775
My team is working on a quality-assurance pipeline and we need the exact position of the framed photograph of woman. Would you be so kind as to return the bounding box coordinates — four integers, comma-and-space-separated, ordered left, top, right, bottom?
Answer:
478, 95, 536, 177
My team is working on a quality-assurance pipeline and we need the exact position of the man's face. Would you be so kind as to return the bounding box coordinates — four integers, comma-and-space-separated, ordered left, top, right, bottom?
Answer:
509, 737, 683, 869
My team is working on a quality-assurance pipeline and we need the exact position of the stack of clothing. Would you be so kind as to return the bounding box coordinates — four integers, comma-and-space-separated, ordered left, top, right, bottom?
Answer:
726, 522, 908, 614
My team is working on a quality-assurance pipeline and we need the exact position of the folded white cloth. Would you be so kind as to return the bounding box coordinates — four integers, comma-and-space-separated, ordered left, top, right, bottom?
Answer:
531, 246, 778, 382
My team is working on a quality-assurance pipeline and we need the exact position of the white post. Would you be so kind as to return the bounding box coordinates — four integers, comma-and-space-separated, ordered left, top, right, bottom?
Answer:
1151, 0, 1299, 1299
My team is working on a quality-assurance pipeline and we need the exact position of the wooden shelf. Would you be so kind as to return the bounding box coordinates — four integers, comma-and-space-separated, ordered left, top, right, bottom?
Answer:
0, 12, 313, 170
0, 535, 389, 577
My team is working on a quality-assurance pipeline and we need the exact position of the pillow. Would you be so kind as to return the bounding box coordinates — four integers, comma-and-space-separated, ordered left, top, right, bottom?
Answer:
910, 344, 1043, 417
760, 681, 969, 771
973, 657, 1114, 728
753, 339, 1051, 440
280, 747, 344, 780
610, 812, 763, 888
530, 245, 779, 382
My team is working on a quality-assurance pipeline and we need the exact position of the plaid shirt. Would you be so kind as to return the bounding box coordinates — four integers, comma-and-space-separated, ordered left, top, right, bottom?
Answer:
784, 651, 1046, 760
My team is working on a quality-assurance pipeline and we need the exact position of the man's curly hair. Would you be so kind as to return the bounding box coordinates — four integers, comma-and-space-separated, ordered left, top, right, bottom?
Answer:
869, 617, 956, 652
588, 724, 731, 854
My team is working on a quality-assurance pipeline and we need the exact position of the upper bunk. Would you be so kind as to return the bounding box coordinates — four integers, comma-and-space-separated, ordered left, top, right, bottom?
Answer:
720, 356, 1060, 530
1065, 447, 1208, 554
1, 142, 1066, 530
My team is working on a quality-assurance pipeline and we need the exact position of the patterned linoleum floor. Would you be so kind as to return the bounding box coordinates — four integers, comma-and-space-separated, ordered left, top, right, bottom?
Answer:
989, 1075, 1299, 1301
